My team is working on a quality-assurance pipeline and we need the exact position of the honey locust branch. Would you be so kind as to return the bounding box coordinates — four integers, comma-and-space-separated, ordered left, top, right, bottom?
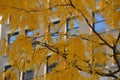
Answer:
69, 0, 113, 49
1, 3, 71, 13
34, 40, 120, 78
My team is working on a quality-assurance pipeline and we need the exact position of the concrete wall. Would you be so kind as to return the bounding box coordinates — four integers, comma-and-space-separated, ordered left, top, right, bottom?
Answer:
0, 56, 9, 72
1, 23, 10, 40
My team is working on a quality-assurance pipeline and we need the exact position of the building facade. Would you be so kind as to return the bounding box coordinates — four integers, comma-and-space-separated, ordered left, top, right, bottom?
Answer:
0, 14, 119, 80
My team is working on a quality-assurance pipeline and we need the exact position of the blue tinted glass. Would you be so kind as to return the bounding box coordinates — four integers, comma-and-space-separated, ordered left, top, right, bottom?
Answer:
52, 34, 58, 42
51, 21, 59, 42
95, 21, 106, 32
69, 20, 80, 35
27, 30, 36, 36
95, 14, 104, 21
73, 20, 79, 28
95, 14, 106, 32
52, 7, 57, 12
9, 34, 18, 44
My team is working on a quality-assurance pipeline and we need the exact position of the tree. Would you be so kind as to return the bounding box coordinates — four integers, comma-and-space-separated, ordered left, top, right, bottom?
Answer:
0, 0, 120, 80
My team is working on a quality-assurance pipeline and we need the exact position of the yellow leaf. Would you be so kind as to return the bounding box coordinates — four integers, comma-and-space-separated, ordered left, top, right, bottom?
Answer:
94, 53, 106, 65
48, 53, 59, 66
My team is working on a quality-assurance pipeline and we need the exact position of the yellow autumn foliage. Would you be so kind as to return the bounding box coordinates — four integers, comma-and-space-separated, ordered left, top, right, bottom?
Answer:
0, 0, 120, 80
94, 53, 106, 65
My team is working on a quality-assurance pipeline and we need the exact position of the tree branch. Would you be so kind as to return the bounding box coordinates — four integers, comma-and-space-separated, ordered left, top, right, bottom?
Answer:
95, 70, 118, 79
116, 31, 120, 45
69, 0, 113, 49
113, 46, 120, 70
1, 3, 71, 13
96, 19, 106, 24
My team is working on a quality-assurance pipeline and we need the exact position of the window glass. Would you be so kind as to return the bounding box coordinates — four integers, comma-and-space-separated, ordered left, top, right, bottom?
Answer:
95, 14, 106, 32
26, 30, 36, 36
68, 20, 80, 36
46, 55, 57, 73
95, 21, 106, 32
23, 70, 34, 80
5, 65, 11, 71
25, 30, 37, 48
4, 65, 11, 80
8, 32, 19, 44
51, 21, 59, 42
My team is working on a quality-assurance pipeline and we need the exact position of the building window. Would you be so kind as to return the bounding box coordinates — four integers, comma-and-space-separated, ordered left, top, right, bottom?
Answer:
22, 70, 34, 80
46, 55, 57, 73
25, 29, 38, 48
25, 30, 36, 37
68, 20, 80, 36
4, 64, 11, 71
8, 32, 19, 44
50, 21, 60, 42
4, 64, 11, 80
94, 14, 106, 32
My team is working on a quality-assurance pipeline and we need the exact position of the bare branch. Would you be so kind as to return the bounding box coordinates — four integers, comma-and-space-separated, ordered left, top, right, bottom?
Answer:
116, 31, 120, 45
96, 19, 106, 24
